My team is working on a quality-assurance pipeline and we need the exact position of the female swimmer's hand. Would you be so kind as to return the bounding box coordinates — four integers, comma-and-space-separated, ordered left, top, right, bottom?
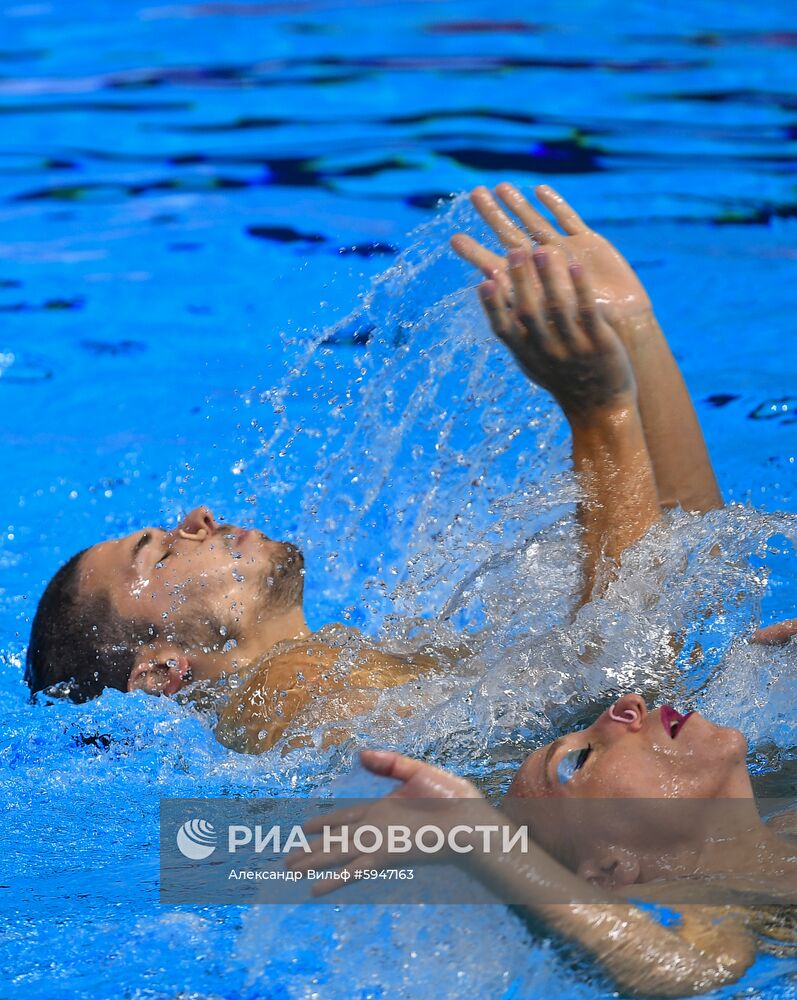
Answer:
285, 750, 490, 896
452, 184, 652, 328
478, 247, 636, 423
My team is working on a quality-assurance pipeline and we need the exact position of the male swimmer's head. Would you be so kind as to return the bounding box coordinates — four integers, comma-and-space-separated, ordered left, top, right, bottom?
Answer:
26, 506, 306, 701
504, 694, 754, 887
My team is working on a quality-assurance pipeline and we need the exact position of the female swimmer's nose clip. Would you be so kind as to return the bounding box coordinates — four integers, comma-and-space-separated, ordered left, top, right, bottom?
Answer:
609, 704, 639, 724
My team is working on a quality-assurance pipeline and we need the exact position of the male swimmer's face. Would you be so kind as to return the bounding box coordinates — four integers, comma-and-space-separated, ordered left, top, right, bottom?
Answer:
77, 506, 304, 674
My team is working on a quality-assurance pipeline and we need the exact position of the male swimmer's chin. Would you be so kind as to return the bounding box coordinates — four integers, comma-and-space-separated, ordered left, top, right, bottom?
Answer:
127, 652, 191, 696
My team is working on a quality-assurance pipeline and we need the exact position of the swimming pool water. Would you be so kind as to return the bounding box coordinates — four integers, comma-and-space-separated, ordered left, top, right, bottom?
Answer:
1, 1, 797, 997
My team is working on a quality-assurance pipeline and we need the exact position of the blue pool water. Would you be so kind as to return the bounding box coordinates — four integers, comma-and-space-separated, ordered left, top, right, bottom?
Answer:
1, 1, 797, 997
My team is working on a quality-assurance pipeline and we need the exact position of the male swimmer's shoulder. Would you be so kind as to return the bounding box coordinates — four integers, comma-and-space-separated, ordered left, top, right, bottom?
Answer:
213, 625, 446, 754
214, 637, 340, 754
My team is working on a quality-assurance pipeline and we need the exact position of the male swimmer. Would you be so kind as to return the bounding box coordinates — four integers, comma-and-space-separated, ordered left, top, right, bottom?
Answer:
29, 185, 777, 754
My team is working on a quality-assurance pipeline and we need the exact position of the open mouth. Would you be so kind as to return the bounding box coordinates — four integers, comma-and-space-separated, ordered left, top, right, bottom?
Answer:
660, 705, 693, 739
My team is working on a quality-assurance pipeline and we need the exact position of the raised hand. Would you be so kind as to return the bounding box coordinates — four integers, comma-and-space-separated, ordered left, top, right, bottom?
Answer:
452, 183, 652, 328
478, 246, 636, 423
454, 182, 722, 514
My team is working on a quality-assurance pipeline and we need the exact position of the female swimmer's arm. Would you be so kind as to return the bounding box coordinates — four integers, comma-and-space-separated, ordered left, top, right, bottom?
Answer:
452, 184, 722, 514
477, 247, 660, 601
291, 752, 754, 998
468, 843, 755, 997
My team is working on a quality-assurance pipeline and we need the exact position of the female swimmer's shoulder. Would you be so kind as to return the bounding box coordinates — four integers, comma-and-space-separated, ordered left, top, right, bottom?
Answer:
765, 807, 797, 841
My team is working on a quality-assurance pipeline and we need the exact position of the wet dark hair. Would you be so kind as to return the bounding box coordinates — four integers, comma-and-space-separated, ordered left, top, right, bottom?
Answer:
25, 549, 158, 703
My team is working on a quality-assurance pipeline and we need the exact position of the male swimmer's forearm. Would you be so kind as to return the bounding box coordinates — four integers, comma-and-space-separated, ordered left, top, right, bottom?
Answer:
569, 404, 661, 601
615, 312, 722, 514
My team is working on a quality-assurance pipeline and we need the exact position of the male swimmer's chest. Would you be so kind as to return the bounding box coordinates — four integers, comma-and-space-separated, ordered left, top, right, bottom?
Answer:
214, 632, 427, 754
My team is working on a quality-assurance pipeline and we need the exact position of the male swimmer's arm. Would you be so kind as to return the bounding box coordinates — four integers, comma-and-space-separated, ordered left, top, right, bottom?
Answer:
611, 308, 721, 514
569, 405, 659, 602
477, 247, 660, 601
452, 184, 722, 514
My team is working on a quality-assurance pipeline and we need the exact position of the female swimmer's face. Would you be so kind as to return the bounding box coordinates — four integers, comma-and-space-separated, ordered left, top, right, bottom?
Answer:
504, 696, 754, 882
508, 694, 750, 803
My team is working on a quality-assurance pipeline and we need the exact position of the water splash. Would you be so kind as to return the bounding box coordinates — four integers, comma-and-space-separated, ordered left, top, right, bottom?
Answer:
237, 198, 797, 775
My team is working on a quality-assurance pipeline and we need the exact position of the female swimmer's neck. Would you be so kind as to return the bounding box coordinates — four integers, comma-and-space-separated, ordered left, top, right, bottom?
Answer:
663, 773, 797, 881
693, 823, 797, 880
634, 811, 797, 886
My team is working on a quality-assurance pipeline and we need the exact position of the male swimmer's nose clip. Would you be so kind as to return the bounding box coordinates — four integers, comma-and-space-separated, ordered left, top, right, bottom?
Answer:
609, 704, 639, 724
178, 527, 209, 541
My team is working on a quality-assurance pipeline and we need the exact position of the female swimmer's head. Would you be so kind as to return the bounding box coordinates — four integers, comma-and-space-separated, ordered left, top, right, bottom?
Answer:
504, 694, 754, 886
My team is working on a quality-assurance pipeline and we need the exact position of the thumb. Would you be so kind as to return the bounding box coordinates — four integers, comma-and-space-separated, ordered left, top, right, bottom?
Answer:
359, 749, 423, 783
752, 618, 797, 646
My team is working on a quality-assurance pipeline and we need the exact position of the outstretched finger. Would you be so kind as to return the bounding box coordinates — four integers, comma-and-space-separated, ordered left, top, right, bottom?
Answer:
309, 851, 390, 898
534, 185, 590, 235
568, 259, 602, 344
476, 280, 514, 344
302, 804, 364, 836
450, 233, 511, 295
507, 248, 548, 346
451, 232, 504, 274
287, 830, 359, 873
533, 249, 587, 350
359, 749, 433, 783
470, 186, 529, 249
495, 181, 559, 243
752, 618, 797, 646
